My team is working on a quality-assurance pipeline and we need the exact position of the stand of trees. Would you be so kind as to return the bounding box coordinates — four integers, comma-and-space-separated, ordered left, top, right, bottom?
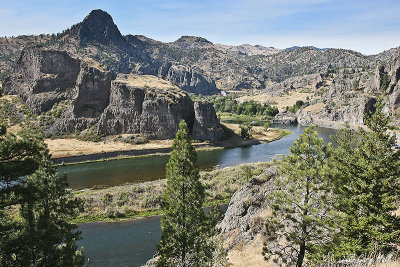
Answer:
213, 97, 279, 117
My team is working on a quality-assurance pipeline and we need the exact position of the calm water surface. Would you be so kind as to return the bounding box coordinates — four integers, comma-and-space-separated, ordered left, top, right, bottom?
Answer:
74, 124, 337, 266
61, 124, 335, 189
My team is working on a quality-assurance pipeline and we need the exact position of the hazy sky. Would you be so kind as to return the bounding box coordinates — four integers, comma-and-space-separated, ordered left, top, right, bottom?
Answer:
0, 0, 399, 55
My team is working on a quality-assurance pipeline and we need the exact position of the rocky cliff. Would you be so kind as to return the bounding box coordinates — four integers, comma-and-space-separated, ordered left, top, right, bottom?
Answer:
295, 50, 400, 127
4, 46, 224, 141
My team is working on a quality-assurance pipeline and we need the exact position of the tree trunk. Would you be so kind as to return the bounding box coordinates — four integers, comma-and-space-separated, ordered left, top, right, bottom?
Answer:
297, 242, 306, 267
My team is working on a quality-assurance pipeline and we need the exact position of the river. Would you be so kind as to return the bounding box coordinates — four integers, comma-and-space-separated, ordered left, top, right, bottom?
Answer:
72, 124, 337, 266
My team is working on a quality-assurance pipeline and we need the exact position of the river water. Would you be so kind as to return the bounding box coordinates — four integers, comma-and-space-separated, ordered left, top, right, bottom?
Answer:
60, 124, 335, 189
72, 124, 337, 266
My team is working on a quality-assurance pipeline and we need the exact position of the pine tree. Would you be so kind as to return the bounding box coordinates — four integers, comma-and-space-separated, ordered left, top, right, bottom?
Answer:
156, 121, 218, 267
263, 125, 335, 266
0, 126, 84, 266
17, 162, 84, 266
0, 125, 48, 265
330, 101, 400, 257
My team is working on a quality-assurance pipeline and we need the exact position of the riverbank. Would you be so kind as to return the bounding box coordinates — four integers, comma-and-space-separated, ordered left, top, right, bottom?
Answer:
73, 161, 275, 223
52, 123, 291, 165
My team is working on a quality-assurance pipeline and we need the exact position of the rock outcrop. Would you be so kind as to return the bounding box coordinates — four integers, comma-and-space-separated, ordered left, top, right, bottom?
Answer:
4, 46, 224, 141
157, 63, 219, 95
192, 101, 225, 141
262, 73, 323, 96
218, 167, 279, 249
3, 46, 81, 114
97, 74, 196, 140
272, 110, 297, 124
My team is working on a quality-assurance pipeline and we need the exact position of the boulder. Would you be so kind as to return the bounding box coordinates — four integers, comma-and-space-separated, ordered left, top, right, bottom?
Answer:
218, 166, 279, 249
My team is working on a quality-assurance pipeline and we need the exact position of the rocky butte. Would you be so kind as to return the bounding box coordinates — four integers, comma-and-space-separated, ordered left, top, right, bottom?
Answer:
4, 46, 224, 141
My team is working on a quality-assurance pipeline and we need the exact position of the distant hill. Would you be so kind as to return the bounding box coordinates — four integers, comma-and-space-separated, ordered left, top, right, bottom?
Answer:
0, 9, 399, 92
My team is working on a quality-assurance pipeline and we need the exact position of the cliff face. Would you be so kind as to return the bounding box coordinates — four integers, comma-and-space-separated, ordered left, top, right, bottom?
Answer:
4, 46, 224, 141
4, 46, 81, 114
97, 74, 196, 140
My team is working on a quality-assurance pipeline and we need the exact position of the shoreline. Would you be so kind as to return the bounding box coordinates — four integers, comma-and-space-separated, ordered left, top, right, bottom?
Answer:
74, 198, 230, 225
73, 161, 273, 224
53, 128, 292, 166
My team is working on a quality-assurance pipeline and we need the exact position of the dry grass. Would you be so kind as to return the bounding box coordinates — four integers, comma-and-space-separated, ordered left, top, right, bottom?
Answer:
237, 90, 314, 111
116, 74, 183, 92
46, 123, 288, 159
45, 138, 176, 158
228, 235, 272, 267
303, 102, 326, 114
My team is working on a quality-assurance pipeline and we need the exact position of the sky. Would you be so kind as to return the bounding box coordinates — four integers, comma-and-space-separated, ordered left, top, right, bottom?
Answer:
0, 0, 399, 55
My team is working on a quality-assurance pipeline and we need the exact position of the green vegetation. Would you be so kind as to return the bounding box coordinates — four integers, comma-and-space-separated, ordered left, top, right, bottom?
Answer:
327, 101, 400, 257
240, 124, 252, 139
263, 125, 335, 266
0, 125, 84, 266
352, 79, 360, 91
263, 101, 400, 265
190, 94, 278, 122
381, 72, 390, 91
286, 100, 305, 113
113, 134, 148, 145
156, 121, 224, 266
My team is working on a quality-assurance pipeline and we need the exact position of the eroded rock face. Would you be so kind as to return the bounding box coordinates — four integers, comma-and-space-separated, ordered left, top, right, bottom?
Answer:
72, 65, 114, 118
158, 63, 219, 95
4, 47, 224, 141
192, 101, 225, 141
3, 46, 80, 113
218, 167, 279, 249
272, 110, 297, 124
97, 74, 196, 139
262, 73, 322, 96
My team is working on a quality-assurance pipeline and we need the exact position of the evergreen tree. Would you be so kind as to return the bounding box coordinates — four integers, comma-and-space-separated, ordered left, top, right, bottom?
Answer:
0, 126, 84, 266
330, 101, 400, 257
0, 125, 48, 265
156, 121, 218, 267
17, 162, 84, 266
263, 125, 335, 266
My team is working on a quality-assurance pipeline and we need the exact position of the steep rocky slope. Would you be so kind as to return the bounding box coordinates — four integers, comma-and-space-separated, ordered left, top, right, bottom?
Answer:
242, 48, 400, 128
1, 9, 399, 93
3, 46, 224, 141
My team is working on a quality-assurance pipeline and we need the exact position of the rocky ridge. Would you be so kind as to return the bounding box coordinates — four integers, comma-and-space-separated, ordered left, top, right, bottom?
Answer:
3, 46, 224, 141
241, 48, 400, 128
1, 9, 399, 93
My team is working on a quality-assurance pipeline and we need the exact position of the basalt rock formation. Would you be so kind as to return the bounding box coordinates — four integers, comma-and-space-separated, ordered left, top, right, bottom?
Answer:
4, 46, 224, 141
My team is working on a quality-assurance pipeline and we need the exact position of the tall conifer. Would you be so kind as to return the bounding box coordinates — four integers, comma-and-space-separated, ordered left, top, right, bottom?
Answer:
263, 125, 335, 266
331, 101, 400, 257
156, 121, 217, 267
